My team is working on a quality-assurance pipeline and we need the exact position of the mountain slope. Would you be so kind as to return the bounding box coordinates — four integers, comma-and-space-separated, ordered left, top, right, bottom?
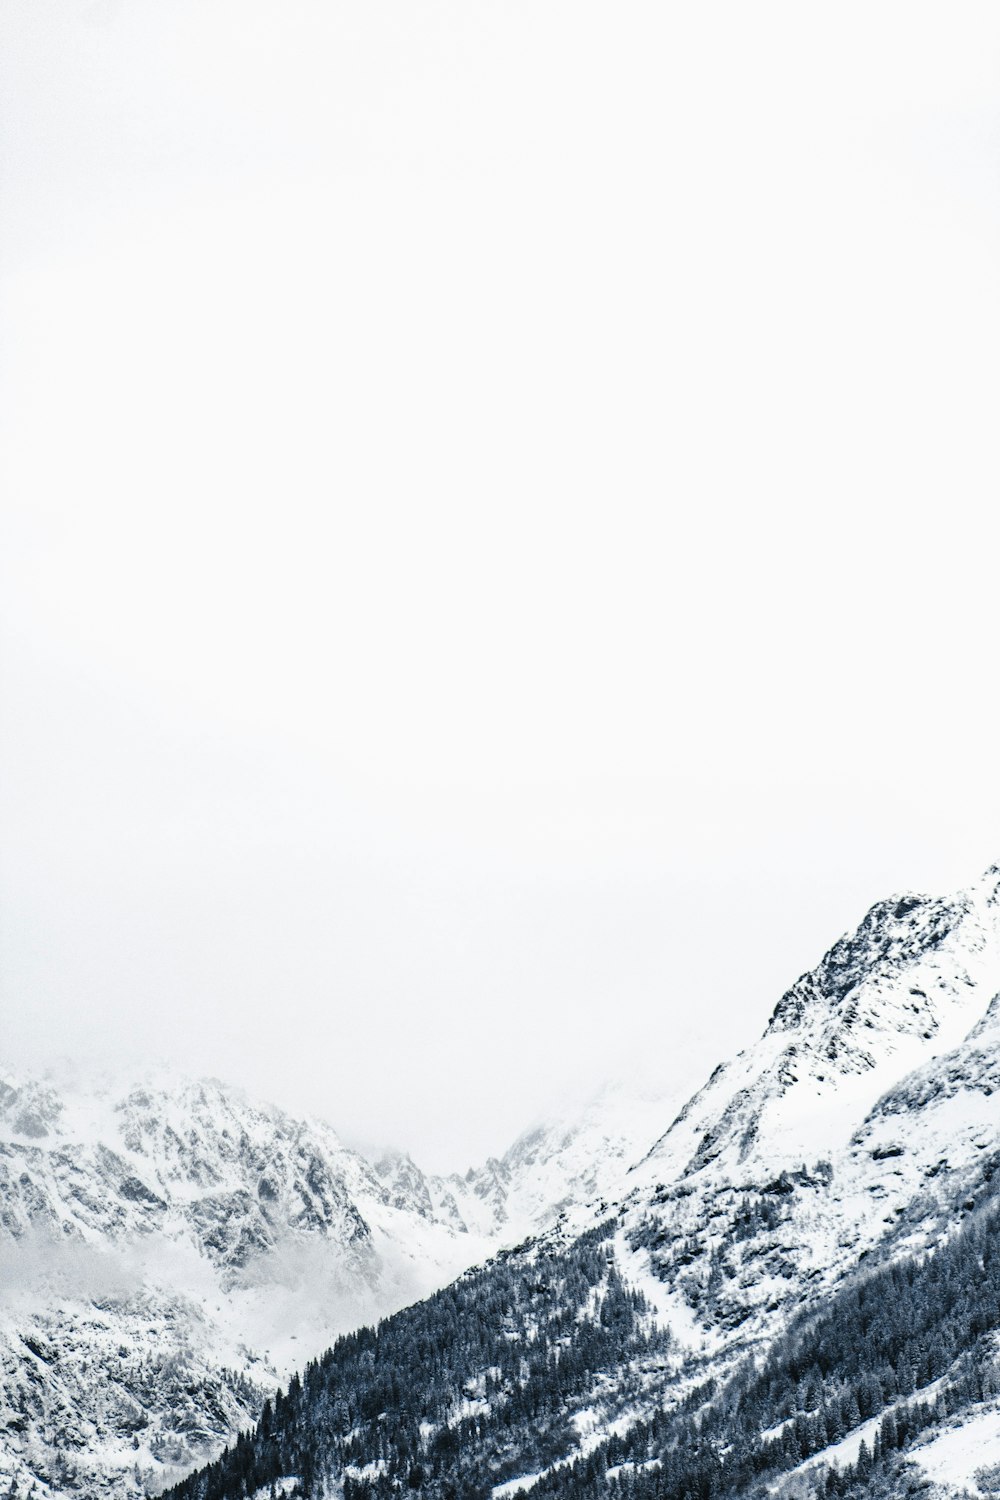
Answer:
0, 1064, 690, 1499
0, 1072, 500, 1499
164, 1184, 1000, 1500
437, 1084, 690, 1242
165, 863, 1000, 1500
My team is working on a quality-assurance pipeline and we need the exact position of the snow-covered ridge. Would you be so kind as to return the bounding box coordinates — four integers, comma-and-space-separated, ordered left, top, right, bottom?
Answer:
447, 1082, 692, 1241
10, 862, 1000, 1498
600, 865, 1000, 1420
632, 863, 1000, 1188
0, 1061, 686, 1498
0, 1069, 485, 1499
153, 860, 1000, 1500
440, 865, 1000, 1498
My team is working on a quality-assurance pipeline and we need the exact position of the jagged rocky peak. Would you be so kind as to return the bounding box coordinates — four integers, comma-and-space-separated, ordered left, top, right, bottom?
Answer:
159, 870, 1000, 1500
765, 863, 1000, 1063
768, 870, 1000, 1037
0, 1068, 387, 1284
0, 1068, 64, 1140
636, 863, 1000, 1183
373, 1148, 437, 1219
113, 1073, 327, 1177
0, 1068, 518, 1500
108, 1076, 373, 1247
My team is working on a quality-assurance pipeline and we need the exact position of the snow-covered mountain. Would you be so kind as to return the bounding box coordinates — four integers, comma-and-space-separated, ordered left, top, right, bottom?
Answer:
0, 1071, 500, 1498
617, 863, 1000, 1345
0, 1061, 688, 1498
163, 862, 1000, 1500
635, 866, 1000, 1186
428, 1083, 691, 1243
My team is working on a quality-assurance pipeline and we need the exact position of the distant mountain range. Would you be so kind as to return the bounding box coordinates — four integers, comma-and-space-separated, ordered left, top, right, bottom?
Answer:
7, 864, 1000, 1499
0, 1049, 679, 1495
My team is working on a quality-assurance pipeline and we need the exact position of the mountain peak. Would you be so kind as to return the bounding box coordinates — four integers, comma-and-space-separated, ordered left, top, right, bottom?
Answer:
634, 867, 1000, 1187
0, 1069, 64, 1139
765, 887, 965, 1036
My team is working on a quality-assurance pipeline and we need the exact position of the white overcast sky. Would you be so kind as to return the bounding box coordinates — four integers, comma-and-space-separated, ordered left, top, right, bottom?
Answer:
1, 1, 999, 1170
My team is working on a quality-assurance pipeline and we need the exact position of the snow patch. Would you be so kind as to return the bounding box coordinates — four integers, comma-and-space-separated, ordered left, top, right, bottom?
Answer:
914, 1402, 1000, 1490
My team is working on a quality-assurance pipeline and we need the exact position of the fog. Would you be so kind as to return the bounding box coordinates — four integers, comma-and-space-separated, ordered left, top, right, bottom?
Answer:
2, 1, 999, 1169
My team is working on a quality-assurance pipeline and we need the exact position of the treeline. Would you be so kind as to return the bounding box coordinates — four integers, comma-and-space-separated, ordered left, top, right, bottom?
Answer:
165, 1222, 669, 1500
529, 1172, 1000, 1500
165, 1170, 1000, 1500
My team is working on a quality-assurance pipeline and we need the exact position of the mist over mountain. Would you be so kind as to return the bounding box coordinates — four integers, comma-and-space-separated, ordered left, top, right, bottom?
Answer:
3, 2, 998, 1498
0, 1051, 689, 1496
154, 863, 1000, 1500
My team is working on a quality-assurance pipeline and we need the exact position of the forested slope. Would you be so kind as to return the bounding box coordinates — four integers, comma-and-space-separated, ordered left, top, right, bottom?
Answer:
166, 1170, 1000, 1500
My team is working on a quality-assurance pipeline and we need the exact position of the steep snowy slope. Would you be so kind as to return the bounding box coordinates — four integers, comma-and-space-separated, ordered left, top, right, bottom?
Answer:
434, 1083, 692, 1242
615, 864, 1000, 1348
0, 1072, 501, 1499
592, 862, 1000, 1496
166, 863, 1000, 1500
0, 1064, 691, 1499
633, 865, 1000, 1187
